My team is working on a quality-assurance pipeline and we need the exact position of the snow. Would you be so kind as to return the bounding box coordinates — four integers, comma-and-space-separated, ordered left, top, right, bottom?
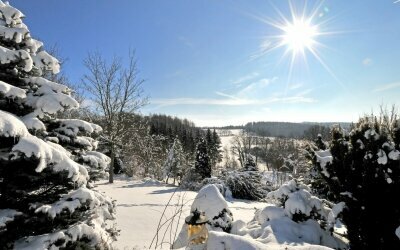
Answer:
35, 187, 113, 219
0, 209, 22, 228
55, 119, 102, 136
21, 113, 45, 131
191, 184, 230, 223
388, 150, 400, 160
25, 91, 79, 116
0, 45, 32, 72
11, 136, 88, 184
27, 77, 70, 94
356, 139, 365, 149
14, 222, 111, 250
387, 178, 393, 184
0, 80, 26, 99
396, 226, 400, 240
0, 25, 29, 43
0, 110, 29, 137
97, 178, 344, 250
254, 205, 286, 224
32, 50, 60, 74
377, 149, 387, 165
364, 128, 379, 140
0, 1, 25, 26
315, 150, 332, 177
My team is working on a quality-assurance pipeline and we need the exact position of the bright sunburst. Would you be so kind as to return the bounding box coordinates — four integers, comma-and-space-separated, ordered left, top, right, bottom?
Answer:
281, 17, 318, 57
252, 1, 340, 82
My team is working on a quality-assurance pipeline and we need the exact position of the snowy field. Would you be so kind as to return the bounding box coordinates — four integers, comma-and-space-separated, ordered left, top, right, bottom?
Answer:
217, 129, 269, 171
95, 177, 268, 249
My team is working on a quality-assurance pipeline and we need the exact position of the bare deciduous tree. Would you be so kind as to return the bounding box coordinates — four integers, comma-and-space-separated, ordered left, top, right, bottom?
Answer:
82, 51, 147, 183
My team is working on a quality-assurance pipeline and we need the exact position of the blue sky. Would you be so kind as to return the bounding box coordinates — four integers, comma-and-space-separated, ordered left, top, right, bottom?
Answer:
11, 0, 400, 126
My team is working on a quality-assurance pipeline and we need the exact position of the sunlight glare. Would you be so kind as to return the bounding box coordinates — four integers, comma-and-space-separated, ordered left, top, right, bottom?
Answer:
281, 18, 318, 55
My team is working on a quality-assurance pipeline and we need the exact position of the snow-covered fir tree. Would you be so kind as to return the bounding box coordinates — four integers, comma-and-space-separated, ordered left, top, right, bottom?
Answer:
313, 118, 400, 249
223, 155, 269, 200
163, 137, 185, 185
0, 1, 115, 248
194, 137, 211, 179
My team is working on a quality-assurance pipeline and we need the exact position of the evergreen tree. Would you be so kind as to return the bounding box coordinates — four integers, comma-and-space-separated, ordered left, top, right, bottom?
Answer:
242, 154, 258, 171
313, 118, 400, 249
194, 138, 211, 179
0, 2, 115, 248
163, 137, 185, 185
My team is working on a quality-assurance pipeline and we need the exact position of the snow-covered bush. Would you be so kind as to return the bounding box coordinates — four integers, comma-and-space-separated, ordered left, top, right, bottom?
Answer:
266, 179, 342, 231
223, 170, 268, 200
312, 118, 400, 249
212, 179, 347, 249
172, 184, 233, 249
0, 2, 115, 248
204, 179, 346, 249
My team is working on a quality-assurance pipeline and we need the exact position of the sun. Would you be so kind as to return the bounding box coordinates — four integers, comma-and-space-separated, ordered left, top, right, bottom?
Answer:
249, 1, 344, 85
281, 17, 318, 56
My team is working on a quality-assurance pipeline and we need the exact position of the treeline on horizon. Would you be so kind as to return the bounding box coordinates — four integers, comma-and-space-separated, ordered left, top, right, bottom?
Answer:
207, 121, 352, 139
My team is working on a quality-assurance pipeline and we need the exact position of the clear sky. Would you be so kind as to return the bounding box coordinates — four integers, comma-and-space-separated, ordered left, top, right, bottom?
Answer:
10, 0, 400, 126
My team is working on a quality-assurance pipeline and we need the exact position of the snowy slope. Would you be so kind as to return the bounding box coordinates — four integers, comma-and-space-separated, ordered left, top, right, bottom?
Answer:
96, 177, 268, 249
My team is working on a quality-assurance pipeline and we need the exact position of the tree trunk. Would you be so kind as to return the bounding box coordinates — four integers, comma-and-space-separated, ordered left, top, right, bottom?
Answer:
109, 145, 114, 183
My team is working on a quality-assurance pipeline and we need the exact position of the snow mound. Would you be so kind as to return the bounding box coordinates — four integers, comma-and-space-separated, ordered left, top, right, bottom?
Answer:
0, 80, 26, 99
191, 184, 230, 220
11, 136, 88, 184
0, 110, 28, 137
173, 184, 233, 249
254, 205, 286, 224
207, 230, 334, 250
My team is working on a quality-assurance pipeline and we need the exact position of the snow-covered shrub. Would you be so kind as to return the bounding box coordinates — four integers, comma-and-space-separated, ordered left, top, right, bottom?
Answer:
312, 117, 400, 249
266, 179, 342, 231
0, 2, 115, 248
180, 165, 204, 190
172, 184, 233, 249
223, 170, 268, 200
211, 179, 346, 249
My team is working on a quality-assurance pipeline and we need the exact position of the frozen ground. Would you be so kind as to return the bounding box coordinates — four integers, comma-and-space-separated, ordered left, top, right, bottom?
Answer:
95, 177, 268, 249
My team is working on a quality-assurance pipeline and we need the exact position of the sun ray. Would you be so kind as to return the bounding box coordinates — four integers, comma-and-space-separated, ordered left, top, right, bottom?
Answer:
250, 0, 348, 91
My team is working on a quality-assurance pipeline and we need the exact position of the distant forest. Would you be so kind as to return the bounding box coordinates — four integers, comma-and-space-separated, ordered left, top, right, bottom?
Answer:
147, 114, 205, 154
216, 121, 351, 139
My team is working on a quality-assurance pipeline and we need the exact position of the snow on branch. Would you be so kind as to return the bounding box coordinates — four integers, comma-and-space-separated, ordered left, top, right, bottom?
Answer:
11, 136, 89, 185
0, 110, 29, 137
0, 80, 26, 99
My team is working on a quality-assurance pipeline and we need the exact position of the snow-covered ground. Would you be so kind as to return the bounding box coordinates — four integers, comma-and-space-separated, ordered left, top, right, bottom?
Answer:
218, 129, 269, 171
95, 177, 267, 249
